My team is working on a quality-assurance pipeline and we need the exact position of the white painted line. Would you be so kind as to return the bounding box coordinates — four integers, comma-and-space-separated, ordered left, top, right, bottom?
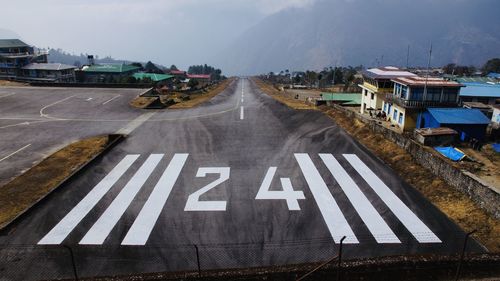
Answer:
38, 155, 140, 245
86, 98, 93, 101
80, 154, 163, 245
240, 106, 244, 120
102, 95, 121, 105
39, 95, 77, 119
319, 154, 400, 243
294, 154, 358, 243
122, 153, 188, 245
0, 93, 15, 99
343, 154, 441, 243
0, 144, 31, 163
116, 112, 155, 135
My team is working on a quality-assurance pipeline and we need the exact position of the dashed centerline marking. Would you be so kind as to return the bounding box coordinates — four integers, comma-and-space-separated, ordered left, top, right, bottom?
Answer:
240, 106, 244, 120
0, 144, 31, 163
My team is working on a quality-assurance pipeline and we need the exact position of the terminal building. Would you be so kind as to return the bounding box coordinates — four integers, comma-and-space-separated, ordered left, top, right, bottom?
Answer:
0, 39, 48, 80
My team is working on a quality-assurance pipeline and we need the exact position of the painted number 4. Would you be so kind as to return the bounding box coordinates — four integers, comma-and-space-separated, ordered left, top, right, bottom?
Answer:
256, 167, 305, 210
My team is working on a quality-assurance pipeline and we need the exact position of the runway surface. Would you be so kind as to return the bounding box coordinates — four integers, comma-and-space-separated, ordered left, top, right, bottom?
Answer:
0, 79, 484, 280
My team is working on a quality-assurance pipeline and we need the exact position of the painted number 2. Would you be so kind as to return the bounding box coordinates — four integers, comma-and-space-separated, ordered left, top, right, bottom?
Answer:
256, 167, 305, 210
185, 167, 230, 211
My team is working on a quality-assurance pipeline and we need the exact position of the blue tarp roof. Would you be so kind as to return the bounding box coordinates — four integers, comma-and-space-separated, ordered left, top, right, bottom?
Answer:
487, 72, 500, 79
427, 108, 490, 125
434, 147, 466, 161
460, 82, 500, 98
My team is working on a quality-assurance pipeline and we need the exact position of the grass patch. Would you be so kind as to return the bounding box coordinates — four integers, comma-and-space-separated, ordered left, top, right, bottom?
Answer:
0, 80, 27, 87
169, 79, 233, 109
0, 135, 113, 229
252, 78, 316, 110
129, 96, 158, 109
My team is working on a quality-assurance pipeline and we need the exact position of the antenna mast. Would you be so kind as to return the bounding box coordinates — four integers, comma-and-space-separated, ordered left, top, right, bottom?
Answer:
422, 43, 432, 101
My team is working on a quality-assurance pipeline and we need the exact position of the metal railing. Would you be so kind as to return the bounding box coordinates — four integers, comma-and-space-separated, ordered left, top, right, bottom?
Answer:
384, 93, 459, 109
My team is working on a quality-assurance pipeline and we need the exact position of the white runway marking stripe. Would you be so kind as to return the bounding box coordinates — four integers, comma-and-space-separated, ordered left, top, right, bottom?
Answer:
0, 144, 31, 163
102, 95, 121, 105
38, 155, 140, 245
122, 154, 188, 245
343, 154, 441, 243
80, 154, 164, 245
295, 154, 358, 244
240, 106, 244, 120
319, 154, 400, 243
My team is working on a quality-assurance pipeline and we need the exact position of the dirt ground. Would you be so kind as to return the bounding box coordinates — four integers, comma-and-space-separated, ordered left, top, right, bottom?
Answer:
129, 96, 158, 109
253, 79, 316, 110
169, 78, 233, 109
0, 80, 28, 87
0, 135, 110, 229
255, 78, 500, 252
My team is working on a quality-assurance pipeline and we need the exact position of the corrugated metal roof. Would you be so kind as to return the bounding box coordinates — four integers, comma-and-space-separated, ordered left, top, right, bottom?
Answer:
460, 83, 500, 98
132, 73, 174, 82
0, 39, 29, 48
187, 74, 211, 79
320, 93, 361, 104
392, 76, 463, 87
361, 67, 416, 80
427, 108, 490, 125
83, 64, 141, 73
22, 63, 76, 71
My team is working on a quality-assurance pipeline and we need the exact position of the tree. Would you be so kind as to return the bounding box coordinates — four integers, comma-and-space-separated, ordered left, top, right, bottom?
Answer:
131, 62, 143, 70
482, 58, 500, 74
144, 61, 162, 73
188, 79, 199, 89
170, 65, 178, 71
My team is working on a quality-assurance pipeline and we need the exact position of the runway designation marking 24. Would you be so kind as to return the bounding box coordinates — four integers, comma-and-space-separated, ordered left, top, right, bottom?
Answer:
38, 153, 441, 246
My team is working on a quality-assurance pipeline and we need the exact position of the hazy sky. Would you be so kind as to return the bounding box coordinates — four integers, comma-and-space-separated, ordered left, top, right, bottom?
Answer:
0, 0, 315, 70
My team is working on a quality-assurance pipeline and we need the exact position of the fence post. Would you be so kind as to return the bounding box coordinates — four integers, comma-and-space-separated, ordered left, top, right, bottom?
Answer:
455, 230, 477, 281
194, 244, 201, 277
337, 236, 346, 281
63, 245, 78, 281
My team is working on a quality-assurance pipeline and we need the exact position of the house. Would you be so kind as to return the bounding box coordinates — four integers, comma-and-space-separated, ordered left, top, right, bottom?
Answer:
81, 64, 141, 83
383, 76, 463, 131
20, 63, 76, 82
487, 72, 500, 80
132, 73, 174, 87
414, 127, 458, 146
317, 93, 361, 107
459, 82, 500, 105
417, 108, 490, 141
0, 39, 48, 80
169, 70, 187, 80
187, 74, 211, 87
359, 67, 417, 114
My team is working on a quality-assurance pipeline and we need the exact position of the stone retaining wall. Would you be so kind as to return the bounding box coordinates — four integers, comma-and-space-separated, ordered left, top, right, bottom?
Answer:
331, 104, 500, 219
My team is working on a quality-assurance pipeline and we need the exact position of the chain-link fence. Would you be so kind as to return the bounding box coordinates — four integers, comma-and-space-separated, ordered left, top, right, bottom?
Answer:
0, 230, 495, 281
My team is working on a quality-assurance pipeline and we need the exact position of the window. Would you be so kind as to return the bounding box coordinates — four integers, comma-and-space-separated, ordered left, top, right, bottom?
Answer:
425, 88, 442, 101
399, 112, 404, 124
401, 86, 408, 99
393, 109, 398, 121
383, 103, 387, 112
443, 88, 458, 102
411, 87, 424, 101
371, 93, 374, 100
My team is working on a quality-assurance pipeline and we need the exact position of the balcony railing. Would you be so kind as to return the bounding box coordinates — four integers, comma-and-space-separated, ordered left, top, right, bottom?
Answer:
0, 50, 48, 58
384, 94, 459, 109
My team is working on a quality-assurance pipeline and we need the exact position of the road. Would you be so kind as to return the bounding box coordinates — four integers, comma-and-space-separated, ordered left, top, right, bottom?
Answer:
0, 79, 484, 280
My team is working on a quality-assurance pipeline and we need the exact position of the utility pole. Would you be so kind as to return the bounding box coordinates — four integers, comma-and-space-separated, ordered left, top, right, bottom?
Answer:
406, 45, 410, 69
423, 43, 433, 102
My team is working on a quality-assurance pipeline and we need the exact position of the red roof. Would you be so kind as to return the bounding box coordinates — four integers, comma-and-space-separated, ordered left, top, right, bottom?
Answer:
170, 70, 186, 75
187, 74, 211, 79
391, 76, 463, 87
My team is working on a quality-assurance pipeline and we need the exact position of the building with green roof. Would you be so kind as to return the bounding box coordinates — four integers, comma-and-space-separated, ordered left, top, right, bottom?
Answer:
81, 63, 141, 83
133, 73, 174, 82
318, 93, 362, 106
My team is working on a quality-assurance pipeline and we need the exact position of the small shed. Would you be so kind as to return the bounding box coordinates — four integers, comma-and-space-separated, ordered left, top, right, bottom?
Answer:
414, 127, 458, 146
419, 108, 490, 141
317, 93, 361, 107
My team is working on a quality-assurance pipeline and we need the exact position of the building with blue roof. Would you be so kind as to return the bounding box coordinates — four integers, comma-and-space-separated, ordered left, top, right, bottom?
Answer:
460, 82, 500, 105
487, 72, 500, 79
417, 108, 490, 141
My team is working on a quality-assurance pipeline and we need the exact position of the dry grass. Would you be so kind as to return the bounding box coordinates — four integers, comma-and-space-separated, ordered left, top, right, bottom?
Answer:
0, 136, 110, 229
256, 79, 500, 252
129, 96, 157, 109
252, 78, 316, 110
0, 80, 28, 87
169, 79, 233, 109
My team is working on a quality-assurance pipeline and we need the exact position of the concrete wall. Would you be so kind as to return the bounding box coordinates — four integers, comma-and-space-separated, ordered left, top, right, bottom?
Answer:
331, 104, 500, 219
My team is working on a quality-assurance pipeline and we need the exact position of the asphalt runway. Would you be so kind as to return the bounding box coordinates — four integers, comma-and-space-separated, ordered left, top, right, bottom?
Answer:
0, 79, 485, 280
